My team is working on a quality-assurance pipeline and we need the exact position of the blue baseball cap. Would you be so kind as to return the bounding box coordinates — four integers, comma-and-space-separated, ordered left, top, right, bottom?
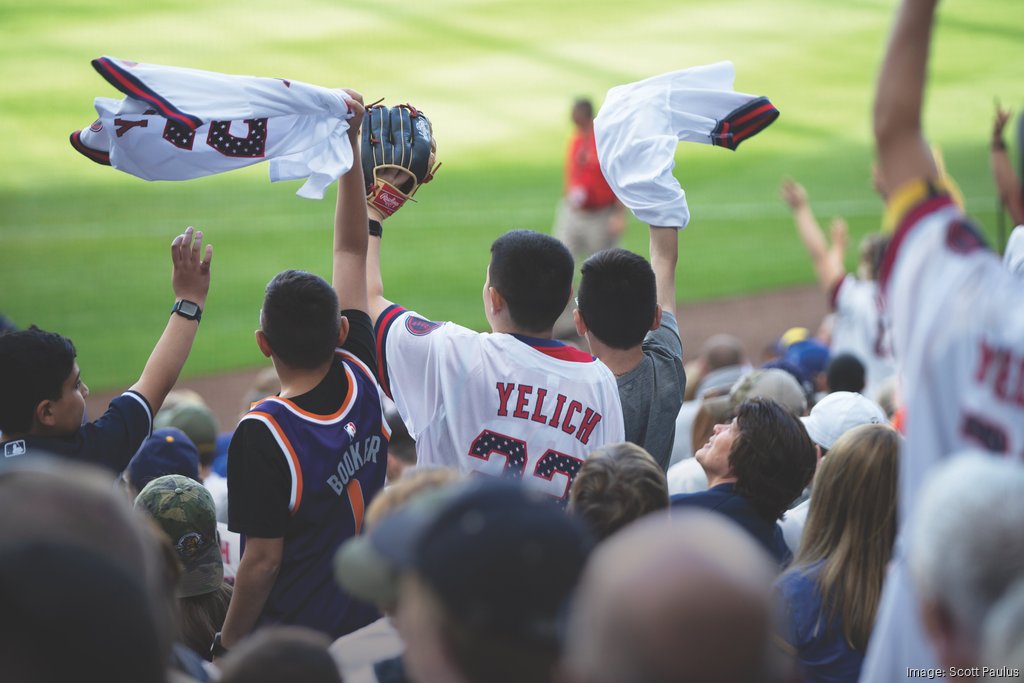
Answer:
125, 428, 200, 493
784, 339, 831, 378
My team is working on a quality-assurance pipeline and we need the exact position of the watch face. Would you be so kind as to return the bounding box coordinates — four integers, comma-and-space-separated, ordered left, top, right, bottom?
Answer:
178, 301, 199, 317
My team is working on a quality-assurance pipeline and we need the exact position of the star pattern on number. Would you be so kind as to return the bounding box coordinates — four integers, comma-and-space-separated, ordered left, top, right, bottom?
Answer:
206, 119, 268, 158
162, 120, 196, 150
534, 451, 582, 479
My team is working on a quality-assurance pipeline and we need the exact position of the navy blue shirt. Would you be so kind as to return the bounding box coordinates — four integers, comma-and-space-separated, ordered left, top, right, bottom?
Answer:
670, 482, 791, 565
1, 390, 152, 472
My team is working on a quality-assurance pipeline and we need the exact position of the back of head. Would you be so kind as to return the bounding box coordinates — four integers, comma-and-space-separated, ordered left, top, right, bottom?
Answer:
730, 398, 817, 520
261, 269, 340, 369
0, 327, 76, 434
909, 453, 1024, 656
577, 249, 657, 350
572, 98, 594, 127
564, 511, 777, 683
826, 353, 866, 394
702, 334, 746, 371
489, 230, 574, 334
218, 626, 341, 683
569, 442, 668, 541
795, 423, 901, 650
858, 233, 891, 281
0, 458, 174, 677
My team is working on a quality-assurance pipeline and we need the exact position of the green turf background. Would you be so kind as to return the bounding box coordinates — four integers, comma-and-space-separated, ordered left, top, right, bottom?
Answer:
1, 0, 1020, 390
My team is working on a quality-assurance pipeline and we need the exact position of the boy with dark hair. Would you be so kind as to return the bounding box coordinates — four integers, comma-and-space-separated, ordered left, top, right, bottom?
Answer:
0, 228, 212, 470
217, 92, 390, 651
574, 225, 685, 472
367, 109, 623, 506
487, 230, 575, 333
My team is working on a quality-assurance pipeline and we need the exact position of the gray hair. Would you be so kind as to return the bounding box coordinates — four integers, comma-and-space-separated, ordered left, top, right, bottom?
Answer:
908, 453, 1024, 645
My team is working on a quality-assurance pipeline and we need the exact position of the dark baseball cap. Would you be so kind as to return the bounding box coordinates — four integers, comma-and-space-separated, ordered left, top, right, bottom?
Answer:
335, 478, 592, 643
135, 474, 223, 598
125, 428, 200, 492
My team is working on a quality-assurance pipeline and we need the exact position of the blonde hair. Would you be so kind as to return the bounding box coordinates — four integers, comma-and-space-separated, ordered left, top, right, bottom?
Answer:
790, 423, 900, 650
364, 467, 460, 529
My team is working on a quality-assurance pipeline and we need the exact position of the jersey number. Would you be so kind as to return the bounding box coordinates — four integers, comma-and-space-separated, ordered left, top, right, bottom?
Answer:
161, 118, 269, 157
468, 429, 584, 506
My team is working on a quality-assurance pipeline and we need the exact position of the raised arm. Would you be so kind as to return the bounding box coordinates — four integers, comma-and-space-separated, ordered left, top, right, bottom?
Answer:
781, 178, 845, 291
129, 226, 212, 414
332, 90, 369, 313
990, 103, 1024, 226
649, 225, 679, 315
873, 0, 940, 192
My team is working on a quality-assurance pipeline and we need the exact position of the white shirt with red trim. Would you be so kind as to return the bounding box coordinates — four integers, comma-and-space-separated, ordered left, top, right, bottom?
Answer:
829, 274, 896, 399
70, 56, 354, 199
859, 185, 1024, 683
375, 306, 624, 505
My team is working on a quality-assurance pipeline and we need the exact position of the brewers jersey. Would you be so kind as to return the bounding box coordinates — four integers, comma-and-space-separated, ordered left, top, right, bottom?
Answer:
375, 305, 624, 504
859, 181, 1024, 682
828, 274, 896, 399
70, 56, 354, 199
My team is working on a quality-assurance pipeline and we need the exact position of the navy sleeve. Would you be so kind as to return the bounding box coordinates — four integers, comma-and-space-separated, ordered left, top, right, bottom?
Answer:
79, 390, 153, 471
227, 419, 290, 538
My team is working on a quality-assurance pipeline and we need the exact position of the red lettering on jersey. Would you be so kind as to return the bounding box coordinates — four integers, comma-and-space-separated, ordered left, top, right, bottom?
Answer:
531, 388, 549, 424
561, 400, 583, 435
548, 393, 567, 427
975, 340, 1024, 407
114, 118, 149, 137
495, 382, 514, 417
513, 385, 533, 419
575, 408, 602, 445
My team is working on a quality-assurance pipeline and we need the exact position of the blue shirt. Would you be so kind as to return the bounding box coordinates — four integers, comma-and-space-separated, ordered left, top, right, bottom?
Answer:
670, 482, 791, 565
775, 562, 864, 683
1, 391, 152, 472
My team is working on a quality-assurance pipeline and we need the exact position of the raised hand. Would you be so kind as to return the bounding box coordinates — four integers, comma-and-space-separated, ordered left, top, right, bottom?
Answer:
171, 226, 213, 306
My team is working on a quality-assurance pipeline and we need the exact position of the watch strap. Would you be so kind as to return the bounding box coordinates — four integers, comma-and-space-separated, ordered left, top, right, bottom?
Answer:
171, 299, 203, 323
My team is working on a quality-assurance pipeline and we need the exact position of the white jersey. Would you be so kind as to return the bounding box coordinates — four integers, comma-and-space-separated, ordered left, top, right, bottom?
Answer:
859, 182, 1024, 683
375, 305, 624, 504
71, 56, 354, 199
828, 274, 896, 398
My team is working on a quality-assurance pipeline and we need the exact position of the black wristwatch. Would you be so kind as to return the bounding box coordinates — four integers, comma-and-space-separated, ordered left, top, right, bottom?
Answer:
210, 631, 229, 658
171, 299, 203, 323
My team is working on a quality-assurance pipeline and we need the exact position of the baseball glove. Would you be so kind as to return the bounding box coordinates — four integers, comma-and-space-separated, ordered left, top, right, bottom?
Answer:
362, 103, 439, 221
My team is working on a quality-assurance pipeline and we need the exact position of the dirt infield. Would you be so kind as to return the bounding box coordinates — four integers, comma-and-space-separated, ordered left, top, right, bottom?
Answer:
86, 284, 827, 431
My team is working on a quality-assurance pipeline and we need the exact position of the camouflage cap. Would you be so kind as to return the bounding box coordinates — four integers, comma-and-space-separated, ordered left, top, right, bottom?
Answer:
135, 474, 223, 598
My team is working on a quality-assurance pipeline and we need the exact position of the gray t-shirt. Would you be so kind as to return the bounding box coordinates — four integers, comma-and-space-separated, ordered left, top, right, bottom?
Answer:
616, 311, 686, 471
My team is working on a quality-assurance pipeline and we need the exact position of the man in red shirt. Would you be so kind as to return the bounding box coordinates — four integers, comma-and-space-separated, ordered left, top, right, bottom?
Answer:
553, 98, 626, 338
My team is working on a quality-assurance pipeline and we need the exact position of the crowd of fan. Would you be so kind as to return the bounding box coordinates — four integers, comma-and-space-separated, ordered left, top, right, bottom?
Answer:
2, 1, 1024, 682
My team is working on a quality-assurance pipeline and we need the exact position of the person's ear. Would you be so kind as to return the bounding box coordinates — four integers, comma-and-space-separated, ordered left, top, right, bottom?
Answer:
650, 303, 663, 331
35, 399, 58, 429
488, 287, 505, 317
338, 316, 351, 348
255, 330, 273, 358
573, 308, 588, 337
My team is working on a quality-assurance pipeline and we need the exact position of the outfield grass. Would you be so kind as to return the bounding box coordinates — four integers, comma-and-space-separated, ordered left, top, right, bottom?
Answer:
0, 0, 1020, 390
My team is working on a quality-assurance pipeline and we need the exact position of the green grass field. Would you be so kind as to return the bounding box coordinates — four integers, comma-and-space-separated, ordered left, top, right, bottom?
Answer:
1, 0, 1021, 391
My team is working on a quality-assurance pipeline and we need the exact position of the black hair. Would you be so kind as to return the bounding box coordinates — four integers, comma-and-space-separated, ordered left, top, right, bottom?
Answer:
0, 326, 77, 434
826, 353, 866, 394
729, 397, 817, 521
489, 230, 574, 334
577, 249, 657, 350
572, 98, 594, 119
261, 270, 340, 370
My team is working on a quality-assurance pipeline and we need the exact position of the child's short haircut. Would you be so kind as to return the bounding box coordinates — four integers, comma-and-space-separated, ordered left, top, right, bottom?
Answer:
0, 327, 77, 434
488, 230, 574, 334
261, 270, 341, 370
577, 249, 657, 350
